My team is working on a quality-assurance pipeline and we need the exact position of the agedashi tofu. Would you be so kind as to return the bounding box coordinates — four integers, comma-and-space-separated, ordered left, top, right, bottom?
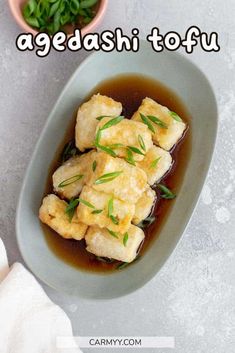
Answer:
137, 146, 172, 185
85, 225, 144, 263
75, 94, 122, 151
86, 152, 148, 204
39, 194, 87, 240
132, 97, 186, 151
96, 117, 153, 161
76, 186, 135, 234
133, 186, 156, 225
52, 150, 96, 200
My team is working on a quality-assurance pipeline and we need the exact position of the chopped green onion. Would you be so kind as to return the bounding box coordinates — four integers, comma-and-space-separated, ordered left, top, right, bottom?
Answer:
108, 198, 114, 217
92, 160, 97, 172
125, 148, 136, 166
147, 115, 168, 129
127, 146, 145, 156
138, 216, 156, 229
157, 184, 176, 199
22, 0, 99, 35
170, 111, 182, 122
110, 215, 119, 225
95, 171, 123, 185
58, 174, 83, 188
123, 232, 129, 247
150, 157, 161, 168
100, 116, 124, 130
138, 135, 146, 152
77, 198, 96, 209
65, 198, 80, 222
95, 129, 102, 145
140, 113, 155, 133
61, 140, 78, 163
91, 209, 103, 214
107, 229, 119, 238
96, 144, 117, 157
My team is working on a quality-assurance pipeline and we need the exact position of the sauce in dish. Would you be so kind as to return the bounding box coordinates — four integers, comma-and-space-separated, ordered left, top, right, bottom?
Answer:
41, 74, 191, 273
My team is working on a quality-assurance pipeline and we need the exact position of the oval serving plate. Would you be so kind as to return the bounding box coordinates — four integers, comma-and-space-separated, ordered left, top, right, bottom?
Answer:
16, 41, 218, 299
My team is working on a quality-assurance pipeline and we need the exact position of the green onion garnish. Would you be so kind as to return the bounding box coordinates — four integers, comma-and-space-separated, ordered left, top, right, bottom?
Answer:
107, 229, 119, 238
92, 160, 97, 172
100, 116, 124, 130
138, 135, 146, 152
58, 174, 83, 188
127, 146, 145, 156
150, 157, 161, 168
140, 113, 155, 133
147, 115, 168, 129
157, 184, 176, 199
123, 232, 129, 246
170, 111, 182, 122
95, 171, 123, 184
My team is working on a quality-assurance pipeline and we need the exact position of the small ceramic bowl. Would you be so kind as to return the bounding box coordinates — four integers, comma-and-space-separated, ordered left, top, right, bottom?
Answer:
8, 0, 108, 36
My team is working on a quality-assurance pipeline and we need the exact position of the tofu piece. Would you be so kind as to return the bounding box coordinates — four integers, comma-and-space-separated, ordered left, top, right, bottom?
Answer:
137, 146, 172, 185
75, 94, 122, 151
86, 152, 148, 204
85, 225, 144, 263
76, 186, 135, 234
133, 186, 156, 225
39, 194, 87, 240
96, 117, 153, 161
132, 97, 186, 151
52, 150, 96, 200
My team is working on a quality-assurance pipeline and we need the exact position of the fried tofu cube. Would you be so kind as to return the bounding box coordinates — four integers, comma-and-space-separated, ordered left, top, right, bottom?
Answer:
132, 97, 186, 151
133, 186, 156, 225
86, 152, 147, 204
96, 117, 153, 161
85, 225, 144, 263
137, 146, 172, 185
52, 150, 96, 200
39, 194, 87, 240
75, 94, 122, 151
76, 186, 135, 234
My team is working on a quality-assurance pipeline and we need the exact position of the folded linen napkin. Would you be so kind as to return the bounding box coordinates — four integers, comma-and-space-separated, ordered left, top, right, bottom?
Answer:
0, 238, 82, 353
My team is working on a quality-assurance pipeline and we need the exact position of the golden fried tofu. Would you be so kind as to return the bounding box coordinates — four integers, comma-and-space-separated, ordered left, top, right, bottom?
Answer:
75, 94, 122, 151
96, 117, 153, 161
132, 97, 186, 151
39, 194, 87, 240
76, 186, 135, 234
85, 225, 144, 263
52, 150, 96, 200
137, 146, 172, 185
133, 186, 156, 225
86, 152, 147, 204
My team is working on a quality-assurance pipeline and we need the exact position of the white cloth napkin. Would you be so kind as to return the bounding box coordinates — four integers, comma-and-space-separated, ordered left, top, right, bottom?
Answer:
0, 238, 82, 353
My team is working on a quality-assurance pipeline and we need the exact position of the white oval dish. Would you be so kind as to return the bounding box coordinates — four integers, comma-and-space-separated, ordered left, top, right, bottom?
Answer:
16, 42, 218, 299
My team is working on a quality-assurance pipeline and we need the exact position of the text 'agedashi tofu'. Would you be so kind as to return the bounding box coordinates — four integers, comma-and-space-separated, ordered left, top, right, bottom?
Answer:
75, 94, 122, 151
96, 117, 153, 161
76, 185, 135, 234
137, 146, 172, 185
39, 194, 87, 240
132, 97, 186, 151
52, 150, 96, 199
86, 152, 148, 204
85, 225, 144, 263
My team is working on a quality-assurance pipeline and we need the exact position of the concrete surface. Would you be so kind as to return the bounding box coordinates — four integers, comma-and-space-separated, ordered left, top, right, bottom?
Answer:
0, 0, 235, 352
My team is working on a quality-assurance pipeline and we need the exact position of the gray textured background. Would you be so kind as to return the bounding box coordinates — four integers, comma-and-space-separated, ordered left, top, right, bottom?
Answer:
0, 0, 235, 352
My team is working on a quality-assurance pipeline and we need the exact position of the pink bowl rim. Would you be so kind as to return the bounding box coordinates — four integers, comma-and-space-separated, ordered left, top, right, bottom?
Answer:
8, 0, 108, 37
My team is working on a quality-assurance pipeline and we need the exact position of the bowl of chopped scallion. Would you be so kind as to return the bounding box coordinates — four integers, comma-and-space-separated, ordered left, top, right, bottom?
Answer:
8, 0, 108, 36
